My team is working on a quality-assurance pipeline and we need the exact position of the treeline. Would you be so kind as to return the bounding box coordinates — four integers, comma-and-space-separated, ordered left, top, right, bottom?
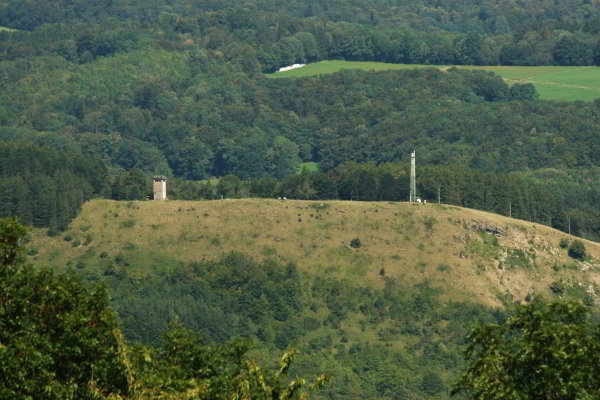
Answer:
111, 252, 303, 346
164, 163, 583, 237
0, 142, 109, 233
3, 140, 597, 240
2, 0, 600, 68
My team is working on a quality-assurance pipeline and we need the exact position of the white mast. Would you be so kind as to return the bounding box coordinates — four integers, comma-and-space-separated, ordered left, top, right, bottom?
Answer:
410, 150, 416, 202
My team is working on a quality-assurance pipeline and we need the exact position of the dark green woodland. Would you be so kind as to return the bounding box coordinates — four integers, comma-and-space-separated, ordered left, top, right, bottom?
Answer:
2, 1, 600, 399
2, 0, 600, 238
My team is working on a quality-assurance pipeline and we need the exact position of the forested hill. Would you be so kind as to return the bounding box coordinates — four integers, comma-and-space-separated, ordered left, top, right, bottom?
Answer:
0, 142, 108, 232
2, 0, 600, 67
28, 198, 600, 399
2, 0, 600, 239
1, 0, 600, 181
4, 2, 600, 398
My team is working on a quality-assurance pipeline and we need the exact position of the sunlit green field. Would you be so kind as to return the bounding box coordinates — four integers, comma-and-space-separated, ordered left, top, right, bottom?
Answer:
269, 61, 600, 101
0, 26, 16, 32
296, 161, 320, 174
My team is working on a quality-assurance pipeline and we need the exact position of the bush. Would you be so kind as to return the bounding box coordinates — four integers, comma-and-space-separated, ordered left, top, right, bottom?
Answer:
420, 372, 444, 395
423, 216, 437, 231
559, 238, 569, 248
63, 234, 73, 242
379, 267, 385, 276
350, 238, 362, 248
83, 234, 93, 246
119, 219, 135, 229
115, 252, 128, 266
437, 264, 450, 272
568, 240, 586, 260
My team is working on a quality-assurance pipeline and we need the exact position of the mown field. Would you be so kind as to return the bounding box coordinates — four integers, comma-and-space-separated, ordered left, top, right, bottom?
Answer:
269, 61, 600, 101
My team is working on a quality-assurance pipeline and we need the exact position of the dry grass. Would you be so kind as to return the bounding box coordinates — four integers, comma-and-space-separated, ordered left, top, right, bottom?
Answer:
30, 199, 600, 308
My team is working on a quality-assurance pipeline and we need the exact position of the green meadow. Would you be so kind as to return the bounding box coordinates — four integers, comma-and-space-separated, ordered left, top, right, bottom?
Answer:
269, 60, 600, 101
296, 161, 320, 174
0, 26, 16, 32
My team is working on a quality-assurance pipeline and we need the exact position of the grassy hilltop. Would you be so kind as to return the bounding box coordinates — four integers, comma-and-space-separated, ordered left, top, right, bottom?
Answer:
26, 198, 600, 398
31, 198, 600, 307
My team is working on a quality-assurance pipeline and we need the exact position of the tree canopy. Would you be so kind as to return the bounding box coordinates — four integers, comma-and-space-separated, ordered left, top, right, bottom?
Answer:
0, 217, 327, 399
453, 301, 600, 400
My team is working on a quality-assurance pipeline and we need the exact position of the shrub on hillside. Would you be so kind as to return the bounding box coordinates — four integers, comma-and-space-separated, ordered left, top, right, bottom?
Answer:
115, 252, 128, 266
119, 219, 135, 228
350, 238, 362, 248
420, 372, 445, 395
568, 240, 586, 260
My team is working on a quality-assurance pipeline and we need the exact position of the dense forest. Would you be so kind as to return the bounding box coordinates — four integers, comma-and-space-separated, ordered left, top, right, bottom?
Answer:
2, 0, 600, 67
3, 1, 600, 399
106, 251, 504, 399
1, 1, 600, 229
0, 142, 107, 232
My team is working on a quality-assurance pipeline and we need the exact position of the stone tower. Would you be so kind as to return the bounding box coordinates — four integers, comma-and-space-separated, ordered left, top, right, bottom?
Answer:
153, 176, 167, 201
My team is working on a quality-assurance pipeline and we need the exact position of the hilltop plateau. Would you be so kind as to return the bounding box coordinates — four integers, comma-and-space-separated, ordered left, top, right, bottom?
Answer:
30, 199, 600, 308
25, 199, 600, 398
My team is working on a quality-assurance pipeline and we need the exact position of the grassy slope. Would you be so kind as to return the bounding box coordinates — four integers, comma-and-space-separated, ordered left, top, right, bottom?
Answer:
269, 61, 600, 101
0, 26, 16, 32
30, 199, 600, 308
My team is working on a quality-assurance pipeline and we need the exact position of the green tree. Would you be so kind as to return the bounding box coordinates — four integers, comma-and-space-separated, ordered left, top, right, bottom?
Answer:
232, 350, 329, 400
0, 218, 132, 399
554, 36, 594, 66
270, 136, 301, 179
453, 302, 600, 399
0, 217, 27, 266
509, 83, 538, 100
455, 33, 483, 65
594, 40, 600, 65
568, 239, 586, 260
112, 168, 148, 200
132, 321, 328, 400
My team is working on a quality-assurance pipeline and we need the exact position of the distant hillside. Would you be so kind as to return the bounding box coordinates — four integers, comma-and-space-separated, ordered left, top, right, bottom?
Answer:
30, 199, 600, 307
270, 61, 600, 101
27, 199, 600, 399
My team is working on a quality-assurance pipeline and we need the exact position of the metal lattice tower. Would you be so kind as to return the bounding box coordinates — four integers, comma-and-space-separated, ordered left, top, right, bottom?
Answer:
410, 150, 416, 202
